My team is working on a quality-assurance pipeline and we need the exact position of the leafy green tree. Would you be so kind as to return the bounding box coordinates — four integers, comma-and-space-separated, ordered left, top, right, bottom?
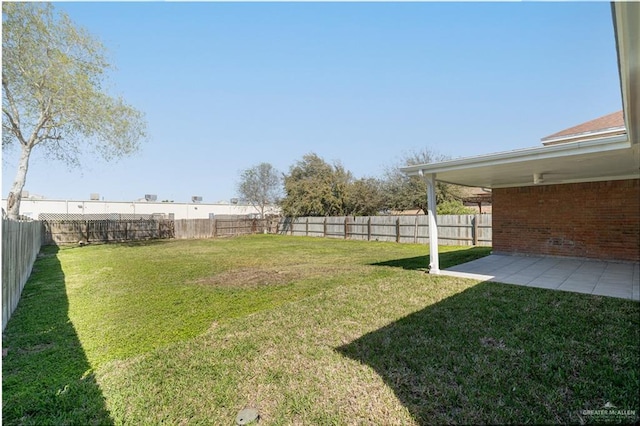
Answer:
382, 148, 474, 215
346, 177, 385, 216
237, 162, 282, 219
281, 153, 353, 217
436, 199, 476, 215
2, 3, 147, 219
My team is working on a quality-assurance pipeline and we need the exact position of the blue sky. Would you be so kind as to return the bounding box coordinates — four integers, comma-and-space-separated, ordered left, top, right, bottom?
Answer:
2, 2, 622, 203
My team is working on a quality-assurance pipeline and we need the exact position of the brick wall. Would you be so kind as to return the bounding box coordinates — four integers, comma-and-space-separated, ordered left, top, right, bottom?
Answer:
493, 179, 640, 262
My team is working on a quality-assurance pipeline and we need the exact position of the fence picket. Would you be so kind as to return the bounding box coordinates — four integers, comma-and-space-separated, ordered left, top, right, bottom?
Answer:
2, 219, 42, 331
276, 215, 491, 246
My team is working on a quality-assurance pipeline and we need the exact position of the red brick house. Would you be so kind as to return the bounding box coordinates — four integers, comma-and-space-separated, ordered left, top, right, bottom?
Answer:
402, 3, 639, 272
492, 111, 637, 262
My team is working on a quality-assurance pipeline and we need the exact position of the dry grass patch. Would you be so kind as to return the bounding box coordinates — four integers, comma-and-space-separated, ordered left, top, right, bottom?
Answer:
193, 264, 369, 289
194, 267, 298, 287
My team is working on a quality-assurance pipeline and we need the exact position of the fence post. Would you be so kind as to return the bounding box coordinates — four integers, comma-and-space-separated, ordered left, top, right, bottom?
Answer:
306, 217, 309, 236
472, 214, 479, 246
323, 217, 327, 237
344, 216, 348, 240
367, 217, 372, 241
213, 219, 218, 238
395, 217, 400, 243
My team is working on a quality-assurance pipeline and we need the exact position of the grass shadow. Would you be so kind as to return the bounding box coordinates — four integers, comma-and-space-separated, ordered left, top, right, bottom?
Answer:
371, 246, 491, 270
2, 245, 113, 425
336, 282, 640, 425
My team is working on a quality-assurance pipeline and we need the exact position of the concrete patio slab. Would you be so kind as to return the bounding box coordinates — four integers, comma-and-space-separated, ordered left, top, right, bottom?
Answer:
441, 254, 640, 301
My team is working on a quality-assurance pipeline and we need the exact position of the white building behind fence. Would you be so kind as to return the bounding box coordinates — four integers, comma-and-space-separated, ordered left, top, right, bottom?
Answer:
2, 196, 281, 220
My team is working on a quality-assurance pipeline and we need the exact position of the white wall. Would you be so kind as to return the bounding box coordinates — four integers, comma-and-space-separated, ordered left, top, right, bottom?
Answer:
1, 198, 281, 220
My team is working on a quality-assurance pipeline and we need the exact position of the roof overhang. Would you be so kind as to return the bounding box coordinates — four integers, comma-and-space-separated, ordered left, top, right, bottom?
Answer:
402, 3, 640, 189
401, 135, 639, 188
541, 127, 625, 146
612, 2, 639, 146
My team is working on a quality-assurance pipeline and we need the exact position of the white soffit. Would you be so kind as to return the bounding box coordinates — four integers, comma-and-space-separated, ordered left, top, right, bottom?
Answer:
613, 2, 640, 145
402, 136, 639, 188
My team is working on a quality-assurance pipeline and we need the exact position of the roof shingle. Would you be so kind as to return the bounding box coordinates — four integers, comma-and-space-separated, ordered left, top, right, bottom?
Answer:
541, 110, 625, 145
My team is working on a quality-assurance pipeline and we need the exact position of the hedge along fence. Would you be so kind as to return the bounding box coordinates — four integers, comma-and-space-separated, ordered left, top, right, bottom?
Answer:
2, 219, 43, 331
277, 215, 492, 246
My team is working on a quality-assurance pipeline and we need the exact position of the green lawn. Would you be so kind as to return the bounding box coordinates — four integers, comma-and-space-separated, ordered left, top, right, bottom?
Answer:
2, 235, 639, 425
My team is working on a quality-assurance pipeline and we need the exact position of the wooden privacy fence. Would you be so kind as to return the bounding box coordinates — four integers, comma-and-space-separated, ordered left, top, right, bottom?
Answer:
2, 219, 42, 331
174, 218, 280, 239
42, 219, 175, 245
42, 218, 280, 243
40, 215, 492, 245
277, 215, 492, 246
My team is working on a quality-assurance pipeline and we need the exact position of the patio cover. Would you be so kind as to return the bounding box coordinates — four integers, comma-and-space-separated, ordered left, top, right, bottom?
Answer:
401, 3, 640, 274
401, 135, 638, 189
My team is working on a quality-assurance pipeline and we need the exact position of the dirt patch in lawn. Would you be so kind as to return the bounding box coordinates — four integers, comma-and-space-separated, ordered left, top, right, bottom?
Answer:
194, 264, 366, 289
195, 267, 299, 288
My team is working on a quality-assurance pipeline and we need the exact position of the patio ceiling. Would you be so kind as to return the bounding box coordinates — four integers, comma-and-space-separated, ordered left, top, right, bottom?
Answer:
402, 135, 639, 188
402, 2, 640, 189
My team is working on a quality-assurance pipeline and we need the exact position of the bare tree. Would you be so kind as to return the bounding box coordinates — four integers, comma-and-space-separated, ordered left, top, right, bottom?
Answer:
237, 162, 282, 219
382, 148, 472, 214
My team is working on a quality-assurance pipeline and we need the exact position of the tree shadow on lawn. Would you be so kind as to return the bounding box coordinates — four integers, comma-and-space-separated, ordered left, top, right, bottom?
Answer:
372, 246, 492, 270
2, 245, 113, 425
336, 281, 640, 425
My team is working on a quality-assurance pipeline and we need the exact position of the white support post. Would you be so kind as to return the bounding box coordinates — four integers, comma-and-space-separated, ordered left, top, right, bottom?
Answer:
425, 172, 440, 274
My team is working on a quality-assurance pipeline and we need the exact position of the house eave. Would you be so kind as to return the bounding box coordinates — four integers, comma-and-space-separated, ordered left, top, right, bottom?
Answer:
612, 2, 639, 145
541, 127, 626, 146
401, 134, 639, 189
401, 134, 630, 177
